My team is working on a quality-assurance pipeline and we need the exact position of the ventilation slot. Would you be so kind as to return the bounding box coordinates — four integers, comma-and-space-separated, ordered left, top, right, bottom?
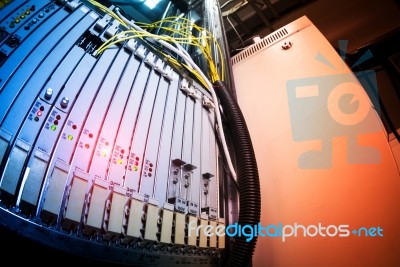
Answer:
232, 28, 289, 65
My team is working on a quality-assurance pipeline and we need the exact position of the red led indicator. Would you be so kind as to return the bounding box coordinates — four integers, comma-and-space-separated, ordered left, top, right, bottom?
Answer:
72, 124, 77, 130
30, 5, 35, 11
37, 110, 42, 116
149, 163, 153, 167
85, 144, 90, 149
134, 161, 139, 166
88, 133, 93, 138
121, 149, 125, 154
135, 156, 139, 161
148, 173, 152, 177
149, 168, 153, 172
53, 120, 58, 125
39, 106, 44, 111
56, 114, 61, 120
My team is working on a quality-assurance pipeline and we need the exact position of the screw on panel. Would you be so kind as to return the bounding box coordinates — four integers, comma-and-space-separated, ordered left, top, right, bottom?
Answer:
281, 41, 292, 50
45, 88, 53, 100
60, 97, 69, 109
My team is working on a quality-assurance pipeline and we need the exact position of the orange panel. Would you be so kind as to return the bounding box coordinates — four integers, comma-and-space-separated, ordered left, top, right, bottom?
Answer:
232, 16, 400, 267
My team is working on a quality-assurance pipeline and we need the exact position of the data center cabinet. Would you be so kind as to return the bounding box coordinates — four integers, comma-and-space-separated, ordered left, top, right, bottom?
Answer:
0, 0, 236, 265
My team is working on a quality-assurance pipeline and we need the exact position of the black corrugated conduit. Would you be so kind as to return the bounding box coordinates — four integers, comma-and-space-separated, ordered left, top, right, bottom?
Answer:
213, 80, 261, 267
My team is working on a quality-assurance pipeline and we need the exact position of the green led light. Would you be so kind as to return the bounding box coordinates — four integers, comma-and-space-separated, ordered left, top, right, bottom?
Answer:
34, 116, 39, 122
67, 135, 73, 141
51, 125, 56, 131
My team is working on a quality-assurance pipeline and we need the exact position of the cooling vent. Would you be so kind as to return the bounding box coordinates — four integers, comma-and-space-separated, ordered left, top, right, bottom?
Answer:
231, 28, 288, 65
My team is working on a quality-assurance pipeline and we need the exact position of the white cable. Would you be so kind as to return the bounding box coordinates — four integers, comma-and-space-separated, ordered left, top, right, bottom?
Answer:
165, 36, 195, 69
226, 15, 244, 47
115, 9, 238, 180
221, 0, 248, 17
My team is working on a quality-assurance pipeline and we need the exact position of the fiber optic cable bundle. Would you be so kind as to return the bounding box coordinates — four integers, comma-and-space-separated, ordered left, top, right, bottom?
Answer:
87, 0, 236, 180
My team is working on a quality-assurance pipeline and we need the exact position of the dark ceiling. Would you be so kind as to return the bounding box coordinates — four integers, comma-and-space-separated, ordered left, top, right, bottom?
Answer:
220, 0, 313, 55
219, 0, 400, 56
